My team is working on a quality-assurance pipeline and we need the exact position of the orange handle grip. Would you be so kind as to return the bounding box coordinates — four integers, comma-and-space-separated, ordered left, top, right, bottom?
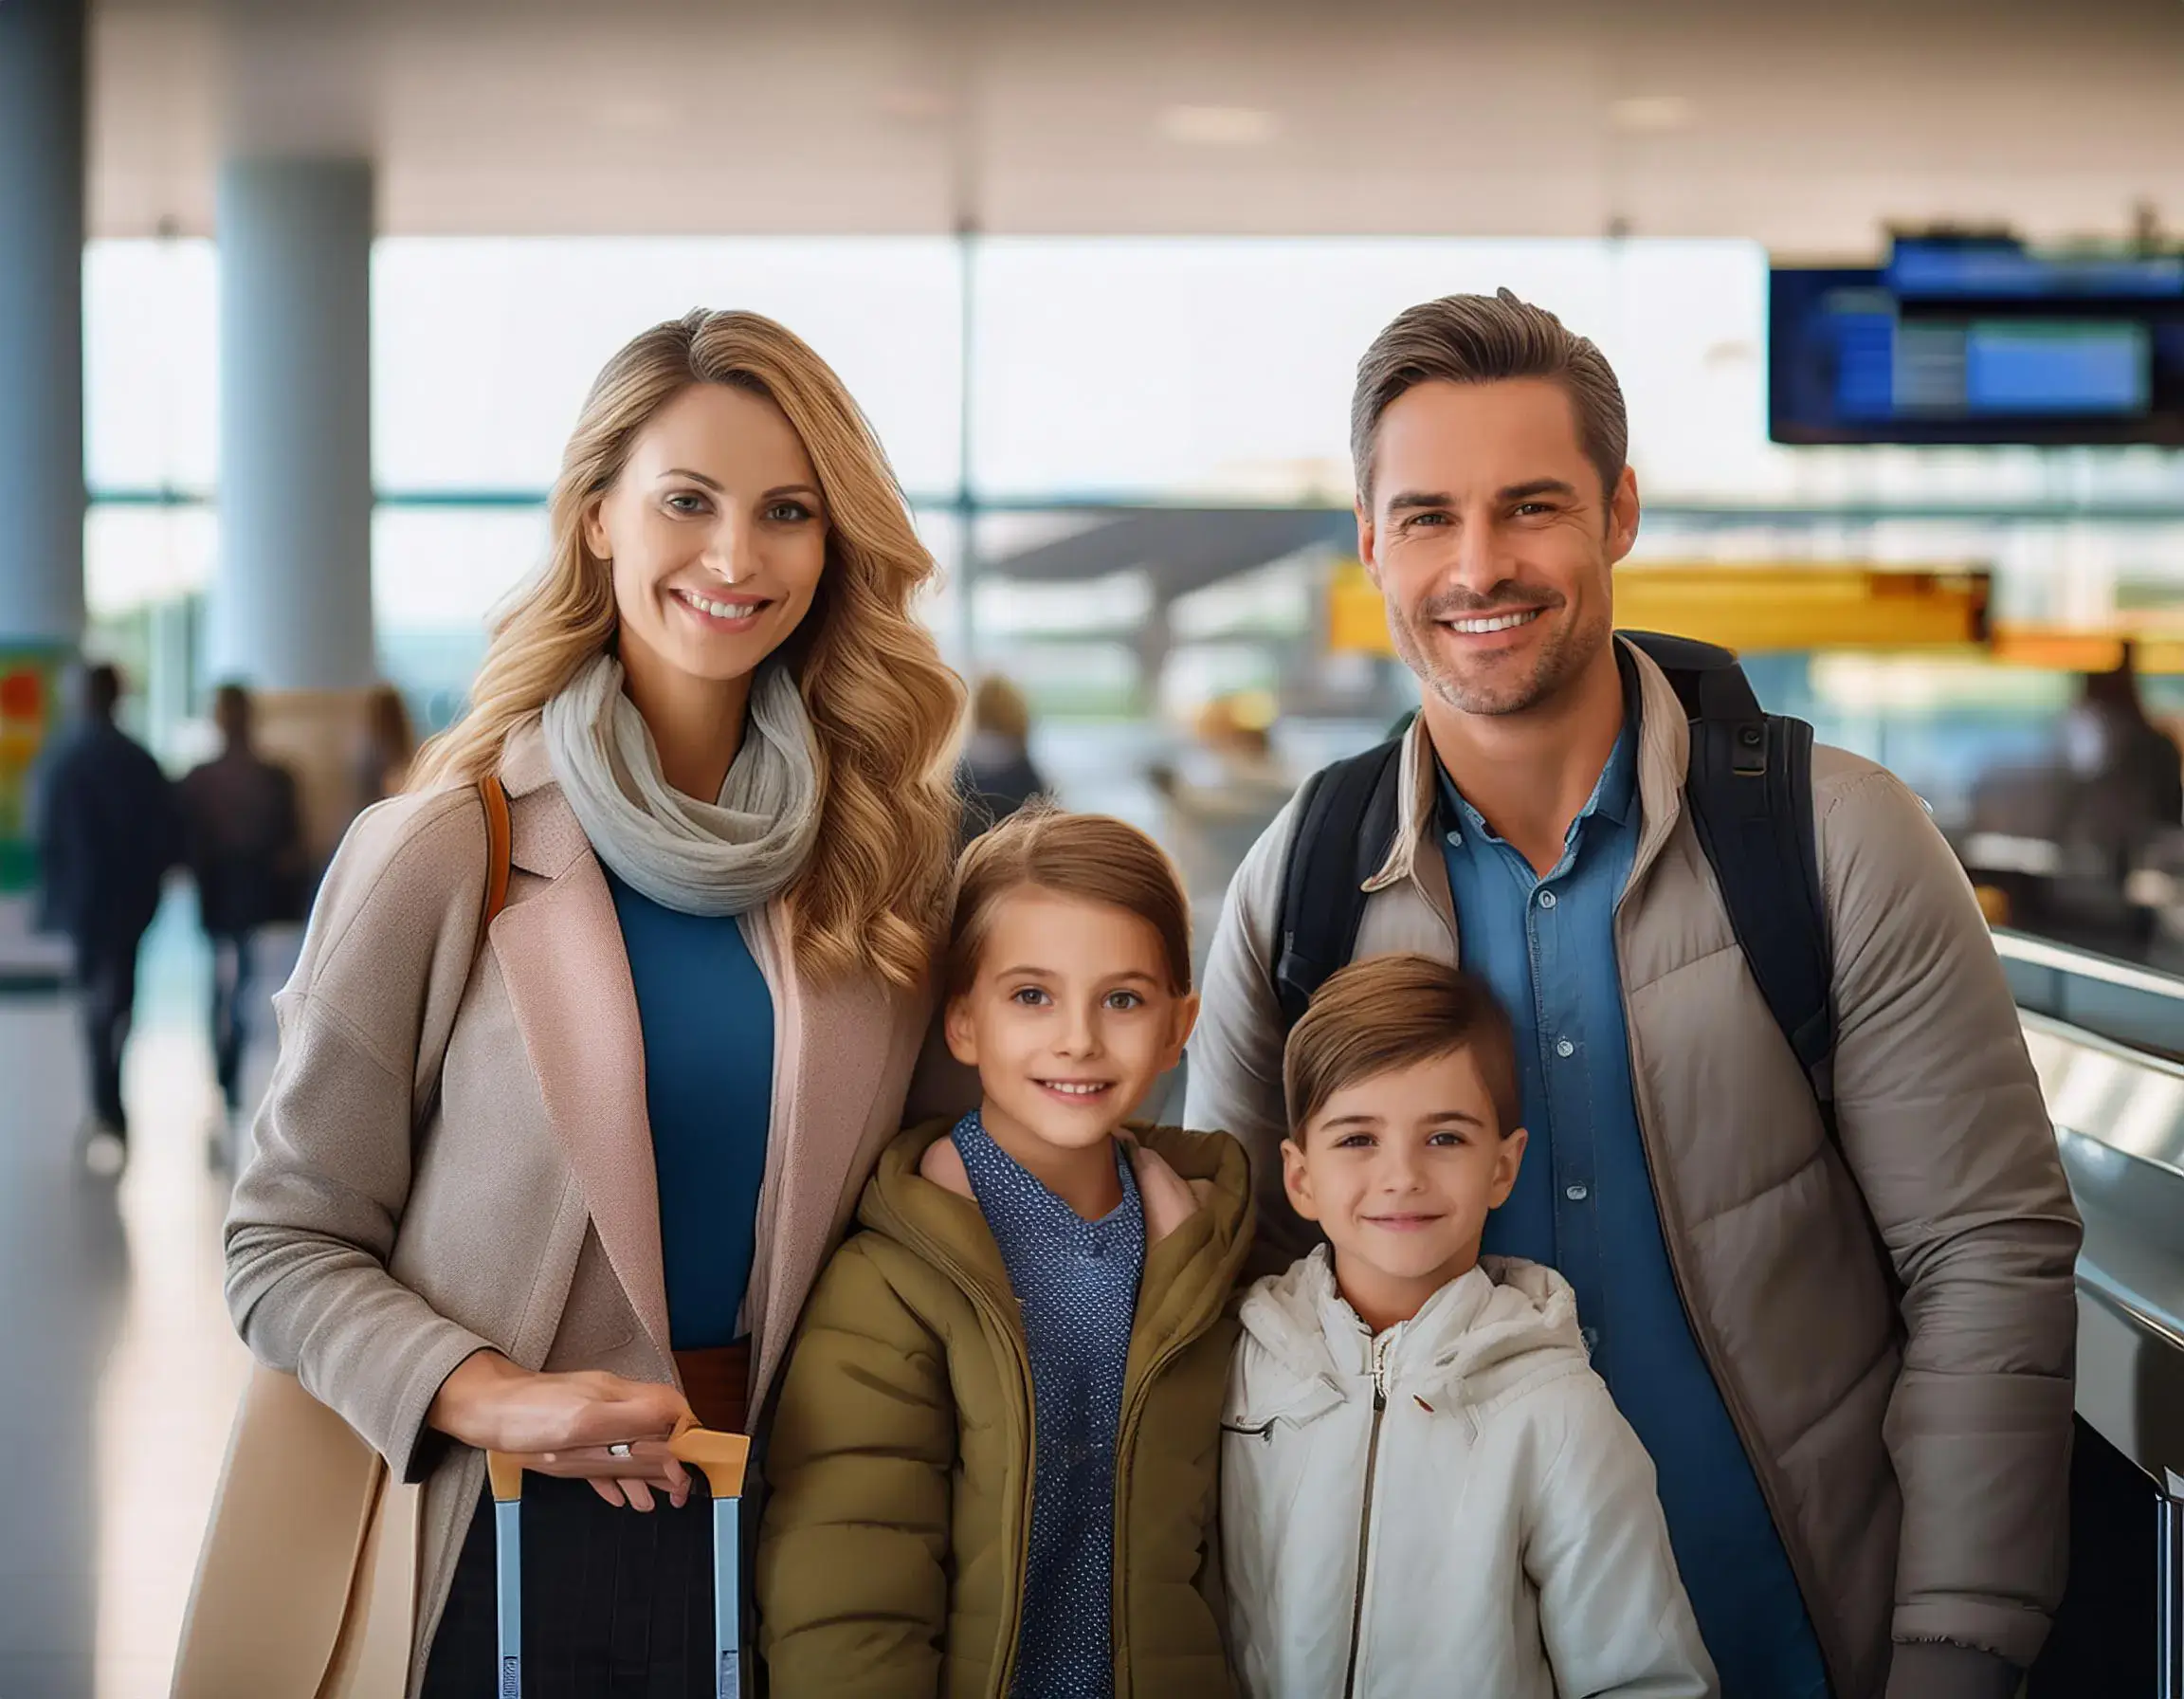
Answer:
485, 1450, 525, 1503
484, 1428, 742, 1501
668, 1421, 751, 1500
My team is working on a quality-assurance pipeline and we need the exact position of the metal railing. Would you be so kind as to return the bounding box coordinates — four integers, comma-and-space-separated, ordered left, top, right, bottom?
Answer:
2018, 987, 2184, 1695
1998, 929, 2184, 1060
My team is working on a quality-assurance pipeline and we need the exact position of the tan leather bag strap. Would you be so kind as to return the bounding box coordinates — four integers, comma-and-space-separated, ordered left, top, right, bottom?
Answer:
477, 774, 512, 935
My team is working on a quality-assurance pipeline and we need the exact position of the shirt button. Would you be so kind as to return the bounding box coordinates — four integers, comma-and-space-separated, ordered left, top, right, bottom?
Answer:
1565, 1183, 1590, 1201
1445, 829, 1463, 848
1538, 889, 1557, 909
1556, 1038, 1575, 1058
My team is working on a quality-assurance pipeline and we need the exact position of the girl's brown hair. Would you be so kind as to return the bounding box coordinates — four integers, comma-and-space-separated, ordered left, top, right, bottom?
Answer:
1283, 954, 1520, 1136
945, 808, 1192, 999
408, 308, 965, 989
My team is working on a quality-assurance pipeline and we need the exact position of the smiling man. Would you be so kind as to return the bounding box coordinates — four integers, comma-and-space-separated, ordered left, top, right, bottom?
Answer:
1188, 291, 2082, 1699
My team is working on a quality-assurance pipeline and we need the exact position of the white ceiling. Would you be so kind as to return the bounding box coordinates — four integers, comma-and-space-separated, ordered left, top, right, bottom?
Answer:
90, 0, 2184, 253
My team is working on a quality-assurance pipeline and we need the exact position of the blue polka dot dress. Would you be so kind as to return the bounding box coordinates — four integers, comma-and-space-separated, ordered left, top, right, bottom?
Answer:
953, 1110, 1146, 1699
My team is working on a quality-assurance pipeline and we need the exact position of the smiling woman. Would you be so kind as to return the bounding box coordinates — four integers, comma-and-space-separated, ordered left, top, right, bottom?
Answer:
188, 308, 971, 1699
412, 308, 963, 985
580, 390, 832, 785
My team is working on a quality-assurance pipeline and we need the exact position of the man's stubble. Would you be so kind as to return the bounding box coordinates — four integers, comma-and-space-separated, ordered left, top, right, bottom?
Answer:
1389, 594, 1612, 721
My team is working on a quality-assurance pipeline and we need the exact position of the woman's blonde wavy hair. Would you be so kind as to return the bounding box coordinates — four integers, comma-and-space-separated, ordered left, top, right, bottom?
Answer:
409, 308, 966, 989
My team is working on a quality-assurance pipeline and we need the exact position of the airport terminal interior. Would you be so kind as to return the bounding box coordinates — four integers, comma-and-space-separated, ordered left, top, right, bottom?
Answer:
8, 0, 2184, 1693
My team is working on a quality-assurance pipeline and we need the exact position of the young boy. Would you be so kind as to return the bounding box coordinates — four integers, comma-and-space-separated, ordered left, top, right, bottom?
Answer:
1221, 953, 1717, 1699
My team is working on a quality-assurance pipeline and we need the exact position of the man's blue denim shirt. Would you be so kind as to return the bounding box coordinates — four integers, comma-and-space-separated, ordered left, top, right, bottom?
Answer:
1438, 681, 1830, 1698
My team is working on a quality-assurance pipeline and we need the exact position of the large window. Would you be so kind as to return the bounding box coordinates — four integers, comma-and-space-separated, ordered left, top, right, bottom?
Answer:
84, 237, 218, 495
969, 238, 1612, 499
967, 237, 1789, 502
372, 237, 965, 498
371, 506, 550, 733
79, 231, 2184, 786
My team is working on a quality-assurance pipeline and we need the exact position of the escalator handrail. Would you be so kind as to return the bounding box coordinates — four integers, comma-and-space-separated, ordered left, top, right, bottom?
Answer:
2021, 1012, 2184, 1500
1994, 928, 2184, 1005
2022, 1009, 2184, 1178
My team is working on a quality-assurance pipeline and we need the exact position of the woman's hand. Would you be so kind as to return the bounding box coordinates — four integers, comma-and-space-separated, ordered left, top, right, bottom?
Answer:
427, 1350, 695, 1510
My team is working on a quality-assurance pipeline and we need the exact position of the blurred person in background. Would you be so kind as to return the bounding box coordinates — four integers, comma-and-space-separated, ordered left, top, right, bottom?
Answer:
355, 680, 418, 814
1147, 692, 1295, 815
2064, 646, 2184, 891
1195, 691, 1294, 809
31, 661, 184, 1177
1150, 692, 1298, 953
186, 309, 966, 1697
179, 683, 304, 1159
956, 672, 1051, 841
1967, 646, 2184, 950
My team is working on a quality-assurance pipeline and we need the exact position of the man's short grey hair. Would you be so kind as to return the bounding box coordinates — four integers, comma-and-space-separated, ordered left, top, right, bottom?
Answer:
1350, 288, 1629, 502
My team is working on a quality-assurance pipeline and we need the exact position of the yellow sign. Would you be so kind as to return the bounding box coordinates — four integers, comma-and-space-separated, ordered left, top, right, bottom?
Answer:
1326, 560, 1389, 654
1987, 628, 2184, 675
1326, 559, 1992, 657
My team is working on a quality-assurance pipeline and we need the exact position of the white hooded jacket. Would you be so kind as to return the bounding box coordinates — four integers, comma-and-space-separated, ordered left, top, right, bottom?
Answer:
1221, 1249, 1718, 1699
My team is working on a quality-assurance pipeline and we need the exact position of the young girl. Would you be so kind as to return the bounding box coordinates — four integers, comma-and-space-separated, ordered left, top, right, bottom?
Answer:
757, 808, 1253, 1698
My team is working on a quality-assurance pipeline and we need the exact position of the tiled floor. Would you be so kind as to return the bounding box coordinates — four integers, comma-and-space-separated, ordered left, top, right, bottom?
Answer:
0, 906, 282, 1699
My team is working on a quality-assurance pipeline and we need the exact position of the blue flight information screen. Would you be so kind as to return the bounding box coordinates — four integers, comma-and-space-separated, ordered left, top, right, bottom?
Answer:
1771, 238, 2184, 445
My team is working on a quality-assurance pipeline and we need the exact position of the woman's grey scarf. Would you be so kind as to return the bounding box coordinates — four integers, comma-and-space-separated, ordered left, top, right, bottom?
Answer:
542, 651, 821, 918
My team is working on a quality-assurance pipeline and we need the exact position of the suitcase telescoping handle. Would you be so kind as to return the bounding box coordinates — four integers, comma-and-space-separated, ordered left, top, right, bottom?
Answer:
484, 1423, 754, 1699
675, 1425, 755, 1699
484, 1451, 526, 1699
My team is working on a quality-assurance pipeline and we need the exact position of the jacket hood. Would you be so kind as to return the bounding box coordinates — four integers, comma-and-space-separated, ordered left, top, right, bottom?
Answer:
1237, 1247, 1590, 1411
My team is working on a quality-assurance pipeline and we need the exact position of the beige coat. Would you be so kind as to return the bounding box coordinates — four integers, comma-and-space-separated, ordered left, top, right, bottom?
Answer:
222, 722, 960, 1695
1186, 638, 2083, 1699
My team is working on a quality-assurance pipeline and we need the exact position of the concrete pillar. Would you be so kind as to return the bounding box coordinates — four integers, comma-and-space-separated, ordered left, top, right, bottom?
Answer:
212, 159, 378, 858
212, 158, 374, 692
0, 0, 88, 648
0, 0, 86, 925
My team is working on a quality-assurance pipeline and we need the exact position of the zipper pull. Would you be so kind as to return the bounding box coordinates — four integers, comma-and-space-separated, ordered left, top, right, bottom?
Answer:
1370, 1333, 1392, 1408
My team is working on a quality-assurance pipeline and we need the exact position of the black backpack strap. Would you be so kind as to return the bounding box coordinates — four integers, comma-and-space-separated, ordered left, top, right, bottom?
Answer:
1624, 630, 1837, 1112
1273, 738, 1407, 1031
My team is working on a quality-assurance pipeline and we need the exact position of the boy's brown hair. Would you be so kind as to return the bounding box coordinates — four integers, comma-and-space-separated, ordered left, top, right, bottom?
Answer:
1283, 954, 1520, 1137
945, 806, 1193, 999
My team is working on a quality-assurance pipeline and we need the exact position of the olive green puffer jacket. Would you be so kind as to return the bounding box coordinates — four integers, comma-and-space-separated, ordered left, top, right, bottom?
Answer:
756, 1116, 1255, 1698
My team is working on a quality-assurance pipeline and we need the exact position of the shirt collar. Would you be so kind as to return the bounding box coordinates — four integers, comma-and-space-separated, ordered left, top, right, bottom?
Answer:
954, 1109, 1141, 1246
1591, 701, 1641, 829
1435, 658, 1642, 843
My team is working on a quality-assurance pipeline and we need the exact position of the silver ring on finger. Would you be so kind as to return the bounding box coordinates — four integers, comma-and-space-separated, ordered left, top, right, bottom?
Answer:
608, 1441, 633, 1458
